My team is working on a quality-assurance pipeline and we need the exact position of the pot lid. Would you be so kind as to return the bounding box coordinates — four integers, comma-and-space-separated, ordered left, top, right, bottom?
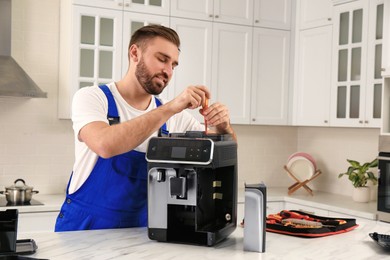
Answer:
6, 179, 33, 190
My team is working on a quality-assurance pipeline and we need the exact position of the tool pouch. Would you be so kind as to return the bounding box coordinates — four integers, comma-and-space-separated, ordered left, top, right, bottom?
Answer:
266, 210, 358, 238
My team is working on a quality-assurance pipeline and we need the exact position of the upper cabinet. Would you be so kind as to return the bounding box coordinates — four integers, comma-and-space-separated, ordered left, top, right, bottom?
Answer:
382, 0, 390, 77
330, 0, 384, 127
169, 0, 292, 125
293, 0, 333, 126
58, 1, 168, 119
299, 0, 333, 29
58, 4, 123, 118
170, 0, 254, 26
251, 28, 290, 125
73, 0, 170, 14
254, 0, 292, 29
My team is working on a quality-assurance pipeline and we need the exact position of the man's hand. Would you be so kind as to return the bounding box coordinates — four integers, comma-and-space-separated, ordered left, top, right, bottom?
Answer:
168, 85, 210, 113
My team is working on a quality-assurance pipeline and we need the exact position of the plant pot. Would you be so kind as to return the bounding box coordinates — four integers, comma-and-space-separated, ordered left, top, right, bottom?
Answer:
352, 186, 370, 203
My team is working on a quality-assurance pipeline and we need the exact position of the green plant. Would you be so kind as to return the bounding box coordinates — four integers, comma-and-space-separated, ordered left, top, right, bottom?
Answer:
338, 158, 378, 188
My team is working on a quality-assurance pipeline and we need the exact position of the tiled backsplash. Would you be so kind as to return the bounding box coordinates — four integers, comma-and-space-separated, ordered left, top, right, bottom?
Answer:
0, 1, 380, 198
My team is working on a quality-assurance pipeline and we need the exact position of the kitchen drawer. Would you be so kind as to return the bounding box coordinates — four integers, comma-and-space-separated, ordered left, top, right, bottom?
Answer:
18, 211, 58, 233
267, 201, 284, 215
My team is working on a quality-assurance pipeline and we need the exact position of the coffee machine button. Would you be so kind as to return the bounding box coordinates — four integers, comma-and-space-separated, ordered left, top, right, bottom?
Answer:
157, 169, 166, 182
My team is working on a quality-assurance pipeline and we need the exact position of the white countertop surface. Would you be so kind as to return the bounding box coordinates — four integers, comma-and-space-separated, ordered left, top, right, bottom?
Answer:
13, 187, 377, 219
4, 188, 388, 259
19, 219, 390, 260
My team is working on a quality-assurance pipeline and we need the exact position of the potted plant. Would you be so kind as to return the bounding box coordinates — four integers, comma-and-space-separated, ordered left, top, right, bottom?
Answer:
338, 158, 378, 203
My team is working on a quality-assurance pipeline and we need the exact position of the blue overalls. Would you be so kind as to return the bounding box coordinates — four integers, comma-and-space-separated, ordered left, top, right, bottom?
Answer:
55, 85, 167, 231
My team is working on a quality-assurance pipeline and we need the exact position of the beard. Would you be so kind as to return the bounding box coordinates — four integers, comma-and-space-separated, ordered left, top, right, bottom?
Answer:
135, 57, 169, 95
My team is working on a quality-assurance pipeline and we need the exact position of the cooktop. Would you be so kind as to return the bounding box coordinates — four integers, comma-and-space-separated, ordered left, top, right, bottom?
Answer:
0, 197, 44, 207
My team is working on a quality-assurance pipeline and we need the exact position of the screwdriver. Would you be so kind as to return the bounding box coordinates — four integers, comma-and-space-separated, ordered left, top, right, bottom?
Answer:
203, 98, 209, 134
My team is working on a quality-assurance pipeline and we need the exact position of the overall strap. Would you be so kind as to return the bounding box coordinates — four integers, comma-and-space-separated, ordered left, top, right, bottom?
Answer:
99, 85, 120, 125
155, 97, 169, 137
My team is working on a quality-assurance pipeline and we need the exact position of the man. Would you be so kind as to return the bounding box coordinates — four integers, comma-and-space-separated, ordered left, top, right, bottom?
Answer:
55, 25, 236, 231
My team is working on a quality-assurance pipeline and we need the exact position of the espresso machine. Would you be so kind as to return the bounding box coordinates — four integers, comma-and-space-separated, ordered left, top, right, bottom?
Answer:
146, 131, 237, 246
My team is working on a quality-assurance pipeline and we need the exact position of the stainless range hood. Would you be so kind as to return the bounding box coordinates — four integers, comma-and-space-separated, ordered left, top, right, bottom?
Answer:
0, 0, 47, 98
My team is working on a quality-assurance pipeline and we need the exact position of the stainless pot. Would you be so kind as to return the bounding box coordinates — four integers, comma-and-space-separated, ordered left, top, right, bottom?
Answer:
0, 179, 39, 204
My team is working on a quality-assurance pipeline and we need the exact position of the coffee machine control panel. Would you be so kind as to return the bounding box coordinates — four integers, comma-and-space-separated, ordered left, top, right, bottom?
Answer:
146, 137, 214, 165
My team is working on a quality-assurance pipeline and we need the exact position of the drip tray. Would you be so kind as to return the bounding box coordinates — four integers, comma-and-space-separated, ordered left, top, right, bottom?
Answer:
0, 197, 44, 207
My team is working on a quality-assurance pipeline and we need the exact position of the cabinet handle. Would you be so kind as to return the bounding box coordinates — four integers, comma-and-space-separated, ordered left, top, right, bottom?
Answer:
255, 20, 259, 23
209, 14, 213, 18
252, 118, 256, 122
125, 3, 129, 7
327, 18, 332, 21
215, 15, 219, 18
365, 120, 369, 124
324, 120, 328, 123
118, 2, 123, 6
359, 120, 363, 124
381, 68, 386, 71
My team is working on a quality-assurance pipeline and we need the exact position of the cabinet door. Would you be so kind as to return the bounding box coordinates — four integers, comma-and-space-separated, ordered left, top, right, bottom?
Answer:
73, 0, 124, 10
294, 26, 332, 126
330, 0, 369, 127
124, 0, 170, 16
365, 0, 384, 127
382, 0, 390, 76
251, 28, 290, 125
18, 212, 59, 233
58, 6, 123, 119
211, 23, 252, 124
121, 12, 169, 79
298, 0, 333, 29
169, 18, 213, 121
213, 0, 254, 26
170, 0, 213, 21
253, 0, 291, 30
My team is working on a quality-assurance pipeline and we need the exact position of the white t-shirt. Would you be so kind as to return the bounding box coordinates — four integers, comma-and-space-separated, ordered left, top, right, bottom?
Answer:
69, 82, 204, 194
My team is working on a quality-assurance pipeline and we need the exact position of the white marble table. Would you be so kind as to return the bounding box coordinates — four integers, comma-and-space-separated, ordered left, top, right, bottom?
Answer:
19, 218, 390, 260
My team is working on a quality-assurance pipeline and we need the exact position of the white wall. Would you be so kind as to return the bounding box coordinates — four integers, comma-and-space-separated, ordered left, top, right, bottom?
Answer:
0, 0, 73, 194
0, 0, 380, 198
297, 127, 380, 197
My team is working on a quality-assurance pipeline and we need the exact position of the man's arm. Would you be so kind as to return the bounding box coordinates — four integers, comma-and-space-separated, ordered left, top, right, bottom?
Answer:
79, 85, 211, 158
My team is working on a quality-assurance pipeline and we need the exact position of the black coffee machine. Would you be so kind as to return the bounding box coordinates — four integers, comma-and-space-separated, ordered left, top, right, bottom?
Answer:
146, 131, 237, 246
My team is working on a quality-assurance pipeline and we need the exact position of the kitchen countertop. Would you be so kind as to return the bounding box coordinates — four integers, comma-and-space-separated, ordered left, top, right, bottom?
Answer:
7, 187, 377, 220
4, 188, 387, 259
1, 194, 64, 213
19, 218, 390, 259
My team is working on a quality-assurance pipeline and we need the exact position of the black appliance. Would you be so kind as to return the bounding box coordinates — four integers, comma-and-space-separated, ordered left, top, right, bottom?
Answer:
378, 136, 390, 222
146, 131, 237, 246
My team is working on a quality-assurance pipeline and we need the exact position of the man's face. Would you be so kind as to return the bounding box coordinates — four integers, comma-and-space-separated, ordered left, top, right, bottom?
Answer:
135, 37, 179, 95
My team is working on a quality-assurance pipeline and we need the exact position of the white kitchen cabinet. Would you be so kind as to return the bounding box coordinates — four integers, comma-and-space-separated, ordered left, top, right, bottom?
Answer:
169, 18, 213, 121
267, 201, 285, 215
330, 0, 384, 127
123, 0, 170, 16
251, 28, 290, 125
211, 23, 253, 124
58, 4, 123, 119
18, 211, 58, 233
73, 0, 125, 10
365, 0, 384, 127
170, 0, 254, 26
382, 0, 390, 77
253, 0, 292, 30
293, 26, 332, 126
74, 0, 170, 15
121, 11, 170, 78
298, 0, 333, 30
58, 2, 169, 119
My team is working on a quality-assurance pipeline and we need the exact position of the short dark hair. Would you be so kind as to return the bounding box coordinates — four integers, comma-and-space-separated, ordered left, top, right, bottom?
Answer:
129, 25, 180, 51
